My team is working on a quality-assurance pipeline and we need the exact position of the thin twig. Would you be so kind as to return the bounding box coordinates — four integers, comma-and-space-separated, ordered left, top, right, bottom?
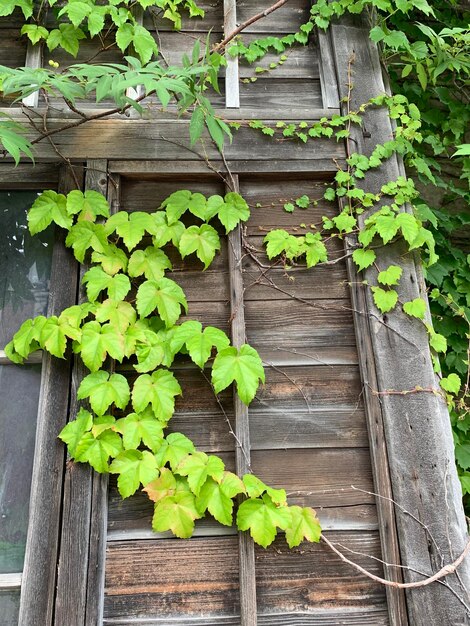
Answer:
321, 533, 470, 589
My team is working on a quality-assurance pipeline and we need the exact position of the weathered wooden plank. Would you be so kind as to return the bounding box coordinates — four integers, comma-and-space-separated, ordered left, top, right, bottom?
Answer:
255, 532, 388, 613
0, 163, 59, 187
228, 175, 257, 626
330, 16, 469, 626
103, 610, 389, 625
224, 0, 239, 108
106, 503, 378, 540
120, 178, 225, 210
85, 162, 113, 626
317, 30, 340, 109
238, 37, 319, 79
344, 230, 408, 623
54, 162, 108, 626
17, 120, 345, 162
239, 79, 322, 111
18, 166, 81, 626
103, 532, 387, 621
0, 28, 26, 68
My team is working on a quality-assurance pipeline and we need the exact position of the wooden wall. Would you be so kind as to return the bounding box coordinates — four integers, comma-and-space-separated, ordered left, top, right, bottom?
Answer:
102, 173, 390, 624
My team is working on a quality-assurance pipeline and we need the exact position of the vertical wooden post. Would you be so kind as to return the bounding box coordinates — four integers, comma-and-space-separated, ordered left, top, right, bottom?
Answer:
54, 160, 109, 626
19, 166, 82, 626
224, 0, 240, 108
227, 176, 257, 625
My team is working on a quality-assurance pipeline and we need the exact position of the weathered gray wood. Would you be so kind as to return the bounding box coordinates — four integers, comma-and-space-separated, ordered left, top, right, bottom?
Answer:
54, 160, 109, 626
317, 30, 340, 109
224, 0, 239, 108
0, 163, 59, 187
18, 166, 81, 626
330, 15, 470, 626
345, 229, 408, 624
102, 611, 389, 625
228, 176, 257, 626
5, 119, 344, 162
85, 165, 115, 626
103, 532, 387, 622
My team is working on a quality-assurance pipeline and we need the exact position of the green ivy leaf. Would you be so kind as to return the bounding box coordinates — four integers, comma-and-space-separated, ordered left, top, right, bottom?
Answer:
144, 467, 178, 503
105, 211, 157, 250
65, 222, 108, 263
429, 331, 447, 353
395, 213, 420, 245
110, 449, 159, 498
12, 316, 47, 358
212, 344, 265, 405
136, 278, 188, 326
152, 491, 200, 538
196, 471, 245, 525
128, 247, 172, 281
176, 451, 225, 497
47, 24, 85, 57
94, 299, 136, 333
178, 224, 221, 269
352, 248, 376, 271
77, 370, 130, 415
58, 407, 93, 457
440, 373, 461, 395
115, 408, 164, 452
77, 321, 125, 370
154, 433, 196, 470
303, 232, 327, 267
216, 192, 250, 233
152, 211, 185, 248
285, 506, 322, 548
91, 244, 128, 276
132, 369, 182, 420
371, 286, 399, 313
40, 316, 80, 358
66, 190, 110, 222
190, 106, 205, 145
264, 229, 301, 260
243, 474, 287, 505
237, 494, 292, 548
403, 298, 426, 319
186, 326, 230, 369
21, 24, 48, 45
74, 429, 123, 473
28, 191, 70, 235
377, 265, 403, 286
82, 266, 131, 303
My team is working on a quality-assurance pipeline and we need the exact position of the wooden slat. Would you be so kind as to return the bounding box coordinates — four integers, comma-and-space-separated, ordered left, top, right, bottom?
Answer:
54, 160, 109, 626
330, 15, 469, 626
224, 0, 239, 108
103, 532, 387, 623
0, 164, 59, 188
85, 163, 115, 626
107, 448, 375, 538
317, 30, 340, 109
18, 166, 81, 626
22, 38, 43, 108
13, 120, 344, 162
0, 573, 22, 589
228, 175, 257, 626
239, 79, 322, 111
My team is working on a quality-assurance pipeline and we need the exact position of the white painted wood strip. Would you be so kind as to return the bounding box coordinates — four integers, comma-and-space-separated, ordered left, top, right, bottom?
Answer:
22, 43, 42, 108
317, 31, 340, 109
0, 572, 22, 589
224, 0, 240, 108
0, 349, 42, 365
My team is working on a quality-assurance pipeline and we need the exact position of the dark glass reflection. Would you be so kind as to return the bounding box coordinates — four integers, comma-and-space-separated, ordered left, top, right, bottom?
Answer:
0, 365, 42, 573
0, 191, 54, 348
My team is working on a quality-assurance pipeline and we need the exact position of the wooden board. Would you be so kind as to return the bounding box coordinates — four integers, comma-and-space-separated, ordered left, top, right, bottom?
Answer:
103, 532, 388, 623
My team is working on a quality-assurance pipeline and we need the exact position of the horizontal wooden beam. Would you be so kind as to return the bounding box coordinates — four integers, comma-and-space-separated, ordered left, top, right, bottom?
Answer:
0, 573, 22, 589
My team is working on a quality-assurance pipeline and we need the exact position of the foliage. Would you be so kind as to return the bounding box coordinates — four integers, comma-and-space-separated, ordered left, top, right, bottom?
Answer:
6, 189, 322, 547
2, 0, 469, 541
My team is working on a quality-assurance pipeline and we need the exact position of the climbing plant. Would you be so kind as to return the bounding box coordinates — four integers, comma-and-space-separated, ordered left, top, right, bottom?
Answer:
1, 0, 469, 544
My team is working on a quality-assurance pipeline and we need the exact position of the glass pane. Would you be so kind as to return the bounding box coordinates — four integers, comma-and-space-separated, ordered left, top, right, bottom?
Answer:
0, 365, 42, 573
0, 589, 20, 626
0, 191, 55, 349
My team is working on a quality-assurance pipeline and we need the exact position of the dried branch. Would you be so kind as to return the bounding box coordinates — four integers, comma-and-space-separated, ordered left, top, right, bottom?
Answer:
321, 533, 470, 589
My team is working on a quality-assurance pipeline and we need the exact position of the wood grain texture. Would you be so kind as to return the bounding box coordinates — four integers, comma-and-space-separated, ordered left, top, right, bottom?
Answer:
18, 166, 81, 626
16, 120, 345, 162
228, 176, 257, 626
224, 0, 240, 108
330, 15, 469, 626
103, 532, 387, 622
54, 161, 108, 626
0, 164, 59, 188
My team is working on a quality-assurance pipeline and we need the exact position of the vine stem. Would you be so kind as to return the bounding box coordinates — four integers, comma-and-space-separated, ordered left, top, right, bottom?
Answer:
320, 533, 470, 589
